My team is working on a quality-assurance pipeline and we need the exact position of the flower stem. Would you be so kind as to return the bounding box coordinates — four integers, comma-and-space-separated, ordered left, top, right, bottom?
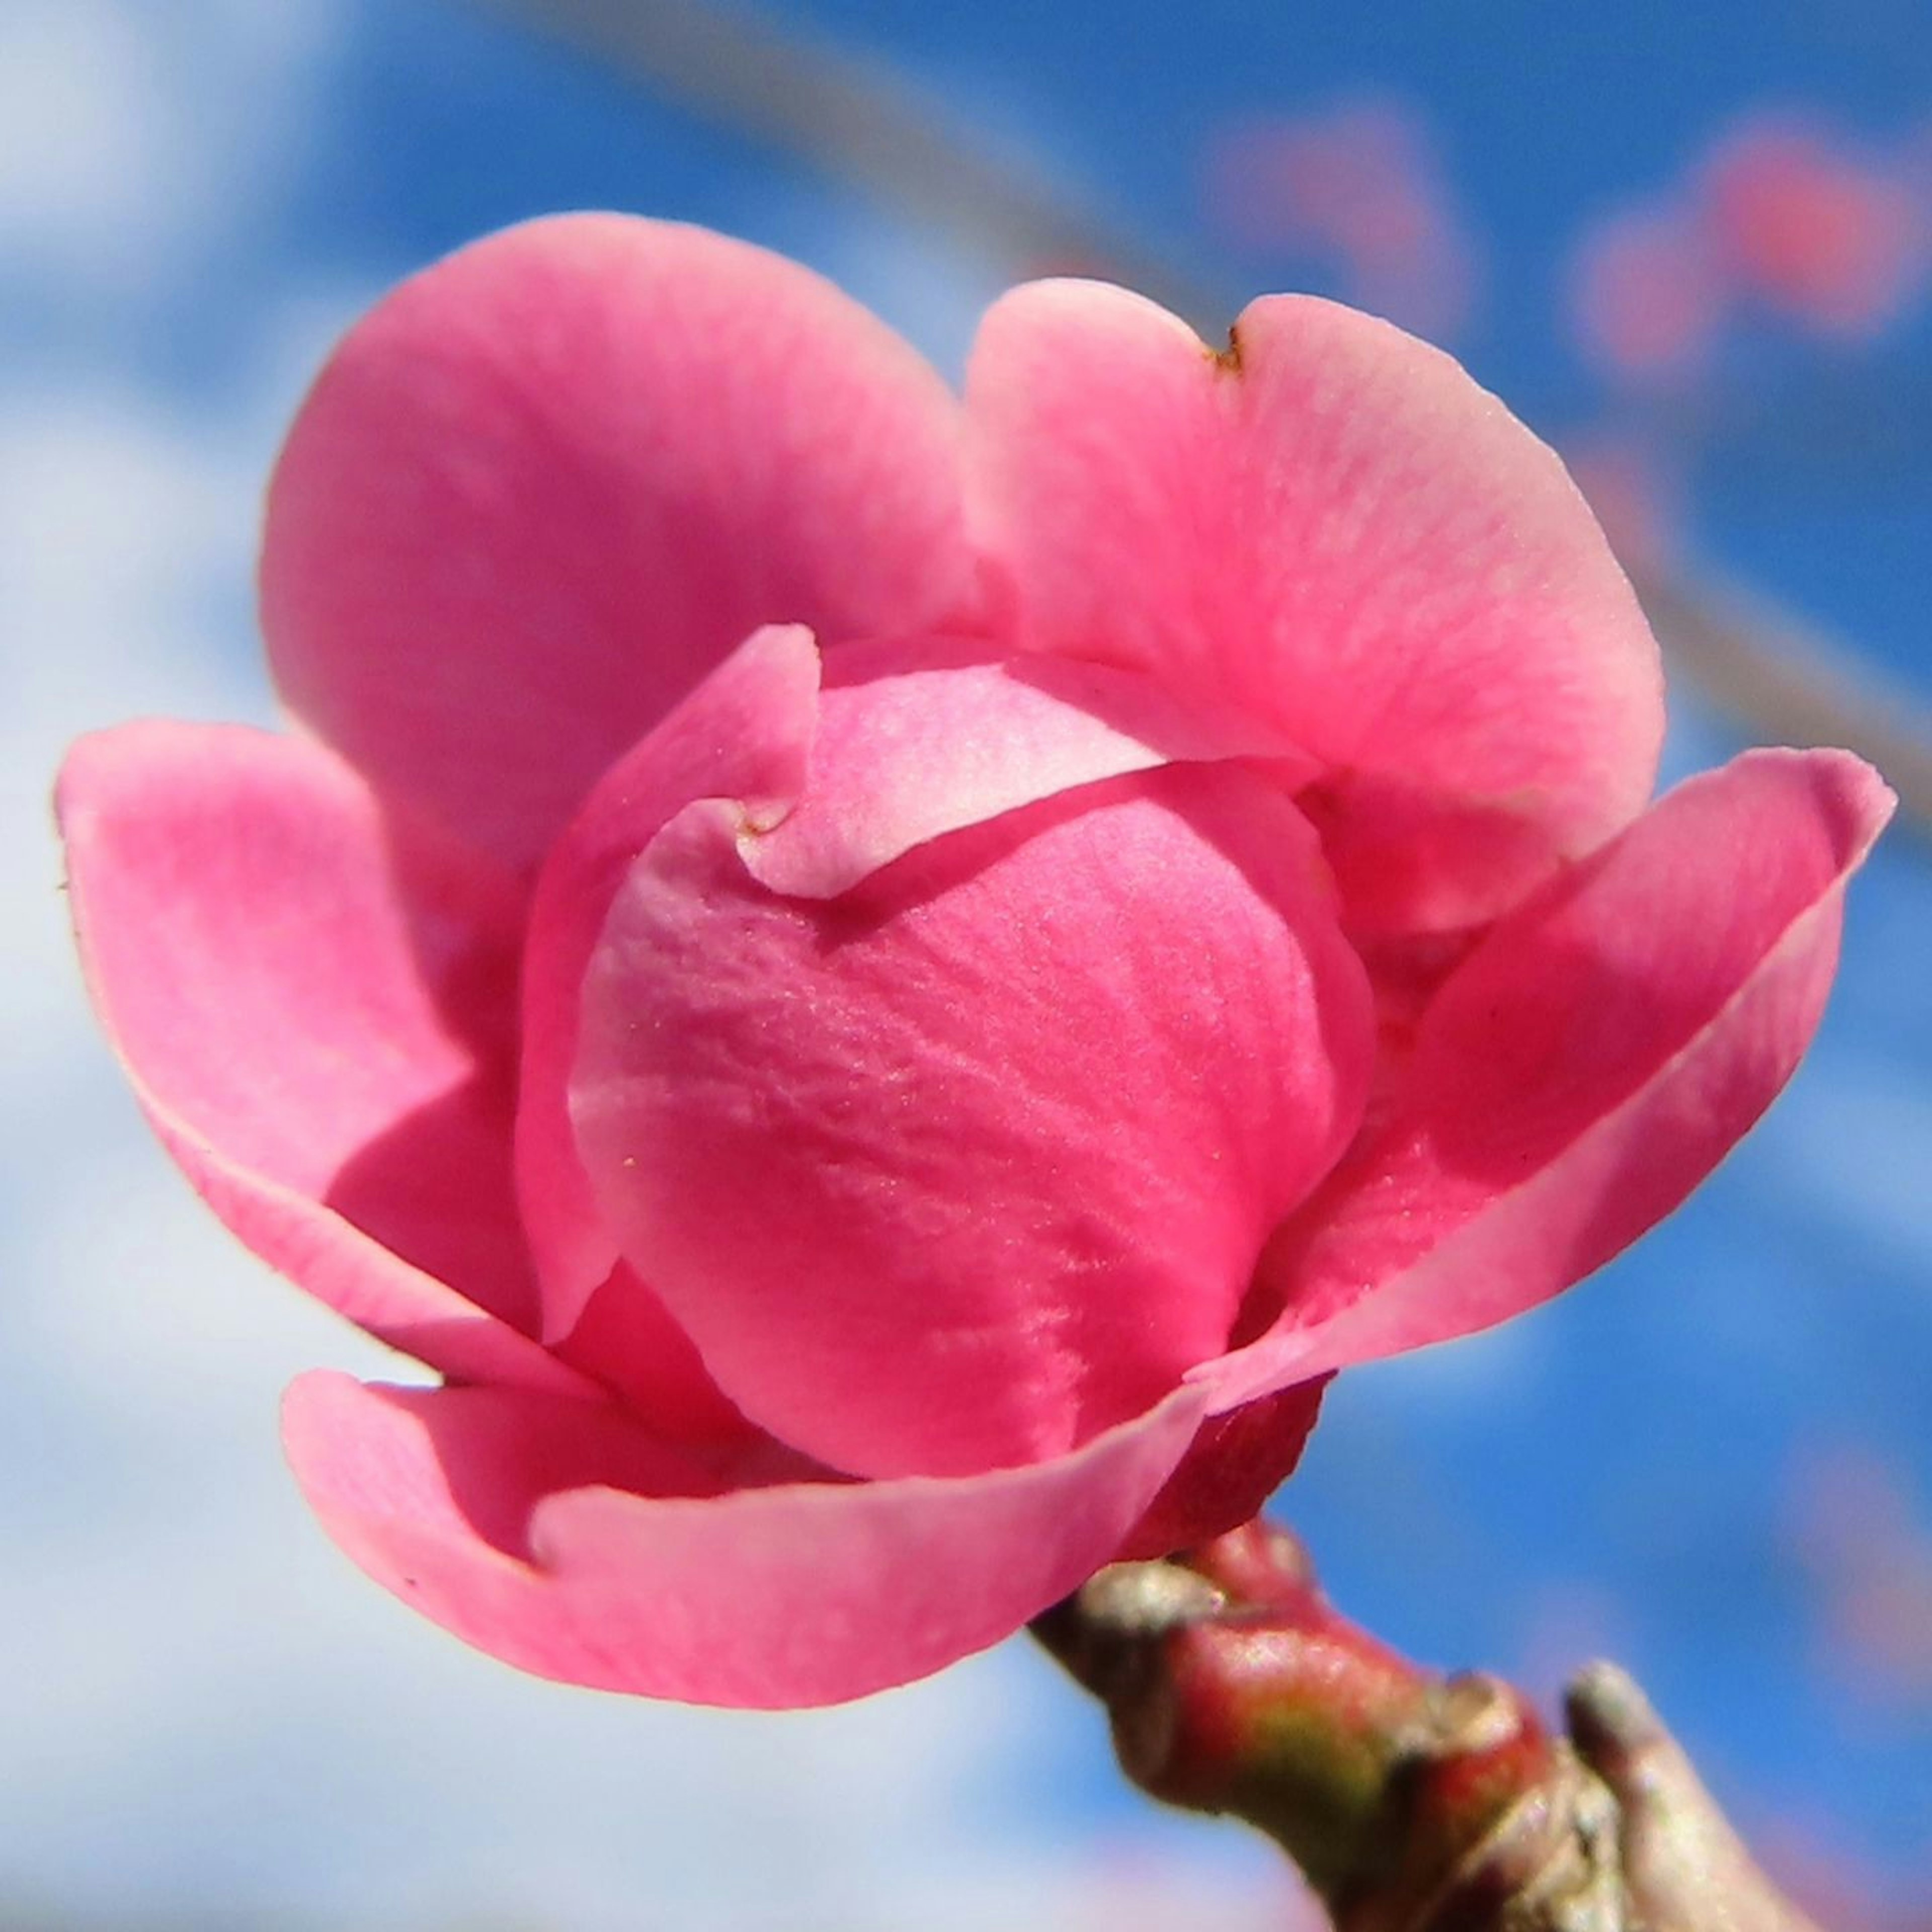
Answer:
1033, 1519, 1822, 1932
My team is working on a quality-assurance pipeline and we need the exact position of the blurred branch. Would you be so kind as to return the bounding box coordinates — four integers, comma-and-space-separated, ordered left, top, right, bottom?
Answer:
1638, 569, 1932, 835
1037, 1520, 1824, 1932
474, 0, 1223, 314
488, 0, 1932, 834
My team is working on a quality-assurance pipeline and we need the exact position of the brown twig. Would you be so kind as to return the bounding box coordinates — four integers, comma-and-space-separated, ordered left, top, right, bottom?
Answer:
1036, 1521, 1824, 1932
1635, 566, 1932, 835
472, 0, 1225, 316
478, 0, 1932, 834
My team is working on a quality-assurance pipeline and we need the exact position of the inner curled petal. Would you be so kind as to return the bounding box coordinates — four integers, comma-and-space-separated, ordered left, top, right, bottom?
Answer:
569, 762, 1375, 1482
745, 636, 1320, 900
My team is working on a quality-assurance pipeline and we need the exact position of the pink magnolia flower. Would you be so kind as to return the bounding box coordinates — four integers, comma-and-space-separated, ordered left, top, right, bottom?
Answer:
57, 215, 1892, 1708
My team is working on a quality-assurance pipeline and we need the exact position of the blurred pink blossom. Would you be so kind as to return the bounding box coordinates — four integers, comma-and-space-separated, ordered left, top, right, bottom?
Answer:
1569, 202, 1727, 381
1570, 113, 1931, 384
1787, 1440, 1932, 1711
1701, 119, 1929, 339
1754, 1811, 1898, 1932
1204, 99, 1480, 339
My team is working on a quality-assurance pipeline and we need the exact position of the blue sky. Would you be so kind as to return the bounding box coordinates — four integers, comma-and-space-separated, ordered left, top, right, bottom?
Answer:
5, 0, 1929, 1921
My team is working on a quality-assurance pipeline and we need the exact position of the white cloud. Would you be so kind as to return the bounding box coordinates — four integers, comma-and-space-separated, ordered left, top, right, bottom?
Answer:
1, 375, 308, 1117
0, 0, 337, 293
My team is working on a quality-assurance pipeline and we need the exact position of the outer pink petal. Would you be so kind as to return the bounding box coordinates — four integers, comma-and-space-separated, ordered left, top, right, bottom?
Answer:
1204, 748, 1895, 1409
281, 1370, 1208, 1708
967, 281, 1665, 932
572, 765, 1373, 1481
57, 723, 591, 1400
516, 624, 821, 1345
262, 214, 978, 873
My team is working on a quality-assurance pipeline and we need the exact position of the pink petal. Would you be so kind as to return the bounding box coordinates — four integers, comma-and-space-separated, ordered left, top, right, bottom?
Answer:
525, 631, 1309, 1358
967, 280, 1665, 932
516, 624, 821, 1345
262, 214, 977, 874
552, 1260, 765, 1448
57, 723, 591, 1400
281, 1370, 1207, 1707
746, 637, 1318, 899
572, 763, 1374, 1481
1206, 748, 1895, 1407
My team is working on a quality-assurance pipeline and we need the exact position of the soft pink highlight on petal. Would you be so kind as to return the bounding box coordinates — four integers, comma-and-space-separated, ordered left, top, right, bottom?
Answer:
516, 624, 821, 1346
282, 1370, 1206, 1707
573, 763, 1373, 1480
967, 281, 1664, 933
262, 214, 977, 872
747, 636, 1317, 899
58, 724, 591, 1399
1206, 749, 1895, 1408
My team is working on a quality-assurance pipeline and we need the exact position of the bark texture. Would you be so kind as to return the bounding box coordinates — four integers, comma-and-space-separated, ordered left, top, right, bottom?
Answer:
1034, 1521, 1823, 1932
